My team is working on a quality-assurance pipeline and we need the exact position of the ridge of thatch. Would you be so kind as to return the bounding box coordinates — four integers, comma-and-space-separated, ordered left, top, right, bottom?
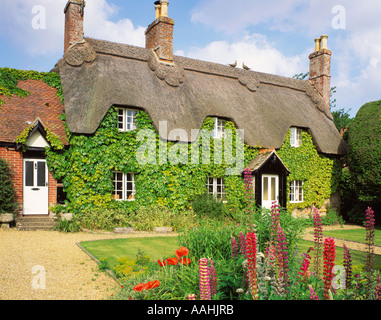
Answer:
56, 38, 346, 155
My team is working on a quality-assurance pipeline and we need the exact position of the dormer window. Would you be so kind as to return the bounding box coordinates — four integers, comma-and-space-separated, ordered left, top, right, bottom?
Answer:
290, 127, 302, 148
118, 108, 138, 132
212, 117, 226, 139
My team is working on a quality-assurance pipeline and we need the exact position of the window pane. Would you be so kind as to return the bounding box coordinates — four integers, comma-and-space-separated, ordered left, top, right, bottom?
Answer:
37, 162, 46, 187
271, 177, 276, 201
263, 177, 268, 201
25, 161, 34, 187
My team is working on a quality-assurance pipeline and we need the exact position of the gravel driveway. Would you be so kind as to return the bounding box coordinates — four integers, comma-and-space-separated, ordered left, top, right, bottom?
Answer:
0, 229, 175, 300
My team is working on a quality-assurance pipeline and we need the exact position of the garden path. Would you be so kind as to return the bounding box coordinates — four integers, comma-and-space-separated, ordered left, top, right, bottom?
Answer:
0, 229, 176, 300
302, 224, 381, 255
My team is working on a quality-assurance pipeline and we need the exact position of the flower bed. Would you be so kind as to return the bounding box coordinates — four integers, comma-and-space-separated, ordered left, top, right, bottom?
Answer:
109, 205, 380, 300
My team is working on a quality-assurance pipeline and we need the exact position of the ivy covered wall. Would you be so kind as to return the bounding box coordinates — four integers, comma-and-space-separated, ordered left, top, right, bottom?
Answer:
46, 106, 341, 215
1, 68, 341, 216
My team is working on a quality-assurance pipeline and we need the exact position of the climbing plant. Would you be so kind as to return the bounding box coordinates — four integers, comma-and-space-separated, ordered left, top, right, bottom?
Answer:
0, 67, 63, 105
278, 130, 341, 211
1, 67, 341, 218
46, 106, 341, 216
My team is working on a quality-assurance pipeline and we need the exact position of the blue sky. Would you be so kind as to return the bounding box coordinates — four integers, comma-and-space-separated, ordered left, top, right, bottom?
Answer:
1, 0, 381, 118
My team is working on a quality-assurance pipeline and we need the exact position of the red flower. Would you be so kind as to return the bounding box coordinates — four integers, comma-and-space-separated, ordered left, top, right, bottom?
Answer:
133, 283, 147, 292
175, 247, 189, 259
158, 259, 167, 267
166, 257, 178, 265
145, 280, 160, 290
179, 257, 192, 265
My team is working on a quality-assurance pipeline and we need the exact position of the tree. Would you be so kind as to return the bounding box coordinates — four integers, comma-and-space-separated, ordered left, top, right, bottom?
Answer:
344, 100, 381, 224
0, 157, 17, 214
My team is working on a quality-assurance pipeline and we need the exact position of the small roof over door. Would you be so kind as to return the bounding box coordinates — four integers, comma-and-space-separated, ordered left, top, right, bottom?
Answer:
246, 149, 290, 173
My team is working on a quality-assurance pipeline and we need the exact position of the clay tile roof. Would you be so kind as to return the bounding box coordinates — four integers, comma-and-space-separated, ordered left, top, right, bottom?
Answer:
0, 79, 67, 145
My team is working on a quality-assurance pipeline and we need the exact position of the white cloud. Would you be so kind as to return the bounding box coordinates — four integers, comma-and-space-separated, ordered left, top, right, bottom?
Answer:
178, 33, 308, 77
191, 0, 381, 115
0, 0, 145, 56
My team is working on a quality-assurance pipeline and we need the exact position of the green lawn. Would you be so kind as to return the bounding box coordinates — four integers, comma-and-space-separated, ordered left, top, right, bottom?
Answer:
80, 236, 178, 267
320, 228, 381, 246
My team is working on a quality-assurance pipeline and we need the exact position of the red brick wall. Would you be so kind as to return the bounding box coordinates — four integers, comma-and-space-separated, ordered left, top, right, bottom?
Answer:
64, 0, 84, 52
309, 49, 332, 108
0, 147, 59, 216
0, 147, 23, 214
48, 169, 58, 212
145, 16, 174, 63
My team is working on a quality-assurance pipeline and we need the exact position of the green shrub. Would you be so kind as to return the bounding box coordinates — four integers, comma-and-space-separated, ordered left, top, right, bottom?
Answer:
80, 207, 131, 231
0, 157, 17, 214
128, 204, 196, 232
192, 193, 228, 219
345, 100, 381, 223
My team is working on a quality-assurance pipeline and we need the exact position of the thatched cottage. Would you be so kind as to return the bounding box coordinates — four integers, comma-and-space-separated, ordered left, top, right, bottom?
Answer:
0, 0, 346, 224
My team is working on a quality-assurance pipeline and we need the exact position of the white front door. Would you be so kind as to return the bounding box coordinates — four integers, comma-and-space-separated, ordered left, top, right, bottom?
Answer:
262, 174, 279, 209
23, 159, 49, 215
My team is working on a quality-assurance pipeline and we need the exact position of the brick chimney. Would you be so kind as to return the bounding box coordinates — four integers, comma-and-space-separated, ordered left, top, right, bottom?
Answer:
64, 0, 85, 53
145, 1, 174, 64
309, 35, 332, 108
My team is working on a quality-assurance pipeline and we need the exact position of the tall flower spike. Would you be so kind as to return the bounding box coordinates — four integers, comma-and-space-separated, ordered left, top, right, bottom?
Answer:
343, 244, 352, 289
323, 237, 336, 300
312, 207, 323, 278
246, 232, 258, 300
375, 273, 381, 300
243, 168, 254, 215
364, 207, 375, 299
199, 258, 211, 300
239, 232, 246, 256
231, 236, 239, 259
276, 224, 290, 288
209, 260, 218, 296
309, 285, 320, 300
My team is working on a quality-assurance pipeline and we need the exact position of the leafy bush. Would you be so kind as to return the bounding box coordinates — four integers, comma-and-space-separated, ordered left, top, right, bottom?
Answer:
0, 157, 17, 214
192, 193, 229, 219
128, 204, 196, 232
344, 100, 381, 224
80, 207, 131, 231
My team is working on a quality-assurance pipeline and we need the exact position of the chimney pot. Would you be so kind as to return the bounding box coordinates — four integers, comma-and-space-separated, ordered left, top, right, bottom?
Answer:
155, 3, 161, 19
314, 38, 321, 52
160, 1, 169, 17
320, 34, 328, 50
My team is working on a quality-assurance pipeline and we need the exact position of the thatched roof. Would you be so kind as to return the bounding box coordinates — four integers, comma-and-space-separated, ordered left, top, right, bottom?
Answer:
56, 38, 346, 155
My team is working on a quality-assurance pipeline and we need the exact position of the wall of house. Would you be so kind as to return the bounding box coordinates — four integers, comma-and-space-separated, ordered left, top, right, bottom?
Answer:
0, 147, 23, 214
45, 108, 342, 217
0, 146, 60, 216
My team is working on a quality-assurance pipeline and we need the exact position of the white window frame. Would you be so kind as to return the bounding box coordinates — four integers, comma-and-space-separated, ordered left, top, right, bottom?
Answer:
289, 180, 304, 203
290, 127, 302, 148
212, 117, 226, 139
112, 172, 136, 201
118, 108, 138, 132
207, 177, 226, 202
